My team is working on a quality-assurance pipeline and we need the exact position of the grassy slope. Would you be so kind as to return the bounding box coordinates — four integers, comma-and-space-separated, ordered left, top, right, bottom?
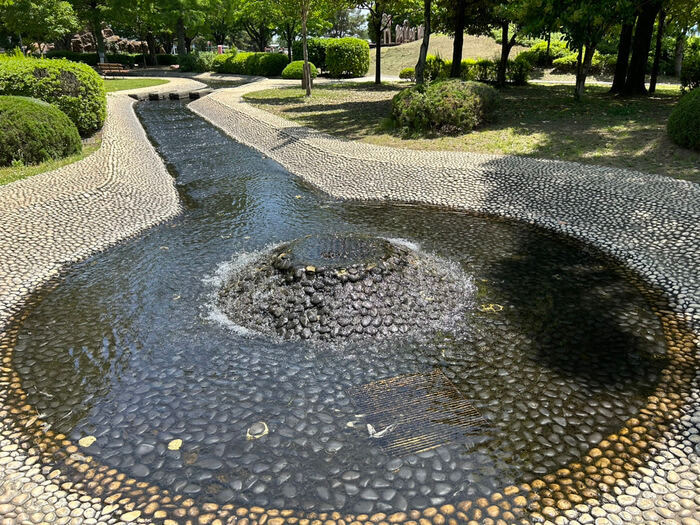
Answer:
244, 82, 699, 183
368, 34, 527, 78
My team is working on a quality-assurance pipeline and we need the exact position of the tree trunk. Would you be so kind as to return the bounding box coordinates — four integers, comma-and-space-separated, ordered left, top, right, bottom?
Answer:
497, 22, 510, 87
623, 0, 662, 96
610, 22, 634, 94
90, 2, 105, 62
176, 16, 187, 57
575, 44, 596, 100
673, 31, 685, 77
415, 0, 432, 84
649, 9, 666, 93
147, 31, 157, 65
374, 18, 382, 84
450, 0, 466, 77
302, 11, 311, 96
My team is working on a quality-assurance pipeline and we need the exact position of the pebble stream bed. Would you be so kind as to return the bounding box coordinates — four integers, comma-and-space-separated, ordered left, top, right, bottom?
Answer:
4, 100, 693, 519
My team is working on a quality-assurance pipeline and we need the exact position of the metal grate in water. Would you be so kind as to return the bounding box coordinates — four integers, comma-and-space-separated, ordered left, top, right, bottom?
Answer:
347, 370, 491, 457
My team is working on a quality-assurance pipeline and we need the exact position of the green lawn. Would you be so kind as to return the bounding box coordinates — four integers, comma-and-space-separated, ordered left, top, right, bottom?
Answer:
104, 78, 169, 92
0, 142, 101, 186
244, 82, 699, 183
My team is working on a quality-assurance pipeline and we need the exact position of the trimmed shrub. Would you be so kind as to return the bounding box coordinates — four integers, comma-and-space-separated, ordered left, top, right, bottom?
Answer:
516, 40, 570, 67
211, 49, 240, 73
399, 67, 415, 81
255, 53, 290, 77
392, 79, 499, 135
282, 60, 317, 80
45, 50, 138, 68
326, 38, 370, 78
0, 57, 106, 135
0, 95, 81, 166
179, 51, 216, 72
292, 39, 328, 70
667, 88, 700, 150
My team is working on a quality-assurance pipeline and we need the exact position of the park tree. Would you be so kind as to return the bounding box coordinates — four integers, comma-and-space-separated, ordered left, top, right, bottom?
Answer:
205, 0, 237, 45
1, 0, 78, 52
545, 0, 620, 99
69, 0, 109, 58
433, 0, 494, 77
624, 0, 664, 95
357, 0, 421, 84
327, 8, 367, 38
279, 0, 339, 95
231, 0, 277, 51
414, 0, 431, 83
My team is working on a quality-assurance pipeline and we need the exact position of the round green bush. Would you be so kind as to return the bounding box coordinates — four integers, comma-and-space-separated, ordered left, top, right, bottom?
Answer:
282, 60, 318, 80
180, 51, 216, 73
326, 38, 370, 78
222, 52, 288, 77
391, 79, 499, 135
0, 57, 106, 135
667, 88, 700, 151
399, 67, 415, 81
0, 95, 81, 166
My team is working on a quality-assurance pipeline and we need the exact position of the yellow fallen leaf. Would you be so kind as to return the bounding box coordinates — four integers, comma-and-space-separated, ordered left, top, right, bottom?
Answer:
168, 439, 182, 451
78, 436, 97, 447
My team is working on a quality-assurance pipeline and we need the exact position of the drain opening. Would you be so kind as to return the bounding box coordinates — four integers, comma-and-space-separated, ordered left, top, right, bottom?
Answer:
347, 369, 491, 457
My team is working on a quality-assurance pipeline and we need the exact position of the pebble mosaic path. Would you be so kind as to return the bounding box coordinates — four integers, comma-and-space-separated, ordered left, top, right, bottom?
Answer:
0, 75, 697, 524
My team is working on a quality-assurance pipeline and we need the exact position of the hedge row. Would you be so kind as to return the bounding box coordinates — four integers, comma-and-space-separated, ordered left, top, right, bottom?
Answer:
0, 95, 81, 166
45, 50, 139, 68
0, 57, 106, 135
401, 55, 530, 85
212, 51, 289, 76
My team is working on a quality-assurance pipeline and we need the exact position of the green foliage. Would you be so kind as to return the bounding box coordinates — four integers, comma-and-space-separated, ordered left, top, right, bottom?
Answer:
0, 57, 106, 135
391, 79, 499, 135
282, 60, 318, 80
45, 50, 138, 68
681, 50, 700, 93
179, 50, 217, 72
667, 88, 700, 151
325, 37, 370, 78
552, 51, 615, 75
211, 49, 240, 73
516, 40, 570, 67
220, 52, 289, 76
292, 38, 328, 70
0, 95, 81, 167
156, 54, 180, 66
507, 56, 531, 85
399, 67, 415, 81
424, 54, 447, 81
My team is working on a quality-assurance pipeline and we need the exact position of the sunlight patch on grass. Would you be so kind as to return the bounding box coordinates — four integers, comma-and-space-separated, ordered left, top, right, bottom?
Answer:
104, 78, 169, 93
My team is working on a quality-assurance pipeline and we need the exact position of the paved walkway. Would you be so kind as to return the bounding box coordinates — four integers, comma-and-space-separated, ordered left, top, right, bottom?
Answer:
0, 76, 697, 524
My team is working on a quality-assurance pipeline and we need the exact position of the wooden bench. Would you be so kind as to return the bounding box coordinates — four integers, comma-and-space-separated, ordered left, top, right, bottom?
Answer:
96, 63, 129, 76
